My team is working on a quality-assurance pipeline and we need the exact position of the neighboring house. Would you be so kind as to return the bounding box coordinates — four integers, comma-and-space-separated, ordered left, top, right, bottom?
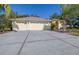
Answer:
10, 17, 51, 31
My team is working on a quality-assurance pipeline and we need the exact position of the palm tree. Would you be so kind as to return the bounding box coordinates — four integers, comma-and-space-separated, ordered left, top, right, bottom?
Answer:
0, 4, 15, 32
0, 4, 12, 19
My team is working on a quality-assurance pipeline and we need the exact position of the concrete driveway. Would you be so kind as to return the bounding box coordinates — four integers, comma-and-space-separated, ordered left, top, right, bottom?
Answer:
0, 31, 79, 55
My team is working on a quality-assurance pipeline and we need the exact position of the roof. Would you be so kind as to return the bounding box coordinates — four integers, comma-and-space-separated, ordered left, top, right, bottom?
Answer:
10, 17, 51, 23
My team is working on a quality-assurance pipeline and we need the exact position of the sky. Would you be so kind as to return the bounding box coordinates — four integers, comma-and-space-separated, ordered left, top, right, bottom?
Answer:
10, 4, 61, 18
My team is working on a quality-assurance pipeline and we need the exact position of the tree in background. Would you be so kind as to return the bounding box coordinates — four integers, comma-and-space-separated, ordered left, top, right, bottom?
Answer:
50, 4, 79, 31
0, 4, 16, 32
0, 4, 12, 19
0, 14, 12, 32
60, 4, 79, 19
60, 4, 79, 28
50, 13, 60, 30
50, 13, 61, 20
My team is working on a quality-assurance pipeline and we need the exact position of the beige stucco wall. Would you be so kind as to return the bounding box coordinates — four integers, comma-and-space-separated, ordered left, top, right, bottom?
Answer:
12, 21, 50, 31
12, 21, 18, 31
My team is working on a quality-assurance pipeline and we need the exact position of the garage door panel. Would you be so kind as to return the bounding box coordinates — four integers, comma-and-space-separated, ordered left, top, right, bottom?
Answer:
30, 23, 44, 30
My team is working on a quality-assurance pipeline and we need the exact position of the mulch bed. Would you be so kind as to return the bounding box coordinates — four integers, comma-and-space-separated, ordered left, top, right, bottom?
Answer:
0, 31, 11, 34
0, 32, 5, 34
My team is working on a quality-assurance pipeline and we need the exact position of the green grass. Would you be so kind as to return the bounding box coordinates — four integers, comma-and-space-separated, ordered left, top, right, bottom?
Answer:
70, 32, 79, 36
67, 28, 79, 36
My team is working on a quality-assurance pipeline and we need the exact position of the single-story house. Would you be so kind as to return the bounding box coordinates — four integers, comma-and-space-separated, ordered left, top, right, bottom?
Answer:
10, 17, 51, 31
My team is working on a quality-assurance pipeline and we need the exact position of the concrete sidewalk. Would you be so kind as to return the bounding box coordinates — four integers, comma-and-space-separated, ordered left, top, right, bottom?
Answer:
0, 31, 79, 55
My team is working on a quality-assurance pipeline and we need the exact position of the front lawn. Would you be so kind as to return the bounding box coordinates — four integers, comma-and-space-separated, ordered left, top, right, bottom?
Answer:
69, 32, 79, 36
67, 28, 79, 36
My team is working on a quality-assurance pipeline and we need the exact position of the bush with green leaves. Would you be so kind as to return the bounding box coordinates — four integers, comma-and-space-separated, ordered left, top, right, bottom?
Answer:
0, 14, 12, 32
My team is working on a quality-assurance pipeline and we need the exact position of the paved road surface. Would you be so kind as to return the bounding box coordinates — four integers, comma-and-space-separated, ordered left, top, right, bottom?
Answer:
0, 31, 79, 55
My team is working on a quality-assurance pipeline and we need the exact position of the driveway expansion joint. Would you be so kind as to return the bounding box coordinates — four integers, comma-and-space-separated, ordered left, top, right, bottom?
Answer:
17, 31, 30, 55
46, 32, 79, 49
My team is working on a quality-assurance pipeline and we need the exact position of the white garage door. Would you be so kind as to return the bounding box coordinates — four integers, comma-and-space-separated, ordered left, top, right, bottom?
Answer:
29, 23, 44, 30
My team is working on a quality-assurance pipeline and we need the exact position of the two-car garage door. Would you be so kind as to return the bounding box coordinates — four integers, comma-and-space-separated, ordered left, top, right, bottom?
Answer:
29, 23, 44, 30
